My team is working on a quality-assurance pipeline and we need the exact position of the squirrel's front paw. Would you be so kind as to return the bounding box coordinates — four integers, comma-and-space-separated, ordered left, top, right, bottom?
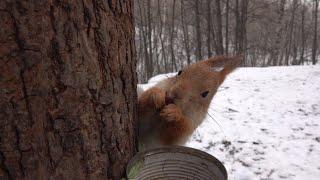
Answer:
151, 88, 166, 109
160, 104, 183, 122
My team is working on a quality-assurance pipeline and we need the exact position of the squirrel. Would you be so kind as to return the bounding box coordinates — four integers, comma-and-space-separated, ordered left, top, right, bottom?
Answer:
138, 55, 242, 150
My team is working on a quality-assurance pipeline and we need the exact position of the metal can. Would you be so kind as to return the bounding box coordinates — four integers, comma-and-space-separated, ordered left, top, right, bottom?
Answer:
126, 146, 227, 180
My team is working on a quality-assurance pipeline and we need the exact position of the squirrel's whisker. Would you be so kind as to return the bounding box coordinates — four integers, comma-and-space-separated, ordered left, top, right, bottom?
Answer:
207, 112, 227, 140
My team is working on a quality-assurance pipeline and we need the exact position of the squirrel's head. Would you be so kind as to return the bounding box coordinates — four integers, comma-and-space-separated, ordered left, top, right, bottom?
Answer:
165, 55, 242, 122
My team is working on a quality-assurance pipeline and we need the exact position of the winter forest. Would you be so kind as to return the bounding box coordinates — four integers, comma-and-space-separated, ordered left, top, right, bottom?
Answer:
135, 1, 320, 179
0, 0, 319, 179
134, 0, 319, 82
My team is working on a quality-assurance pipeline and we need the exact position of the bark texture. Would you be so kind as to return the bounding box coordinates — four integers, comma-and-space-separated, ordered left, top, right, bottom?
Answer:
0, 0, 137, 179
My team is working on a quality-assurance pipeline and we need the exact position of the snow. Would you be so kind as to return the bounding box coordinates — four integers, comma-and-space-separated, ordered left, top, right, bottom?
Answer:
138, 65, 320, 180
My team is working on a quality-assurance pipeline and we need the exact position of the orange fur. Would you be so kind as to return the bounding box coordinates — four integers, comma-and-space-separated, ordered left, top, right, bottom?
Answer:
138, 87, 166, 111
158, 104, 192, 145
138, 55, 242, 150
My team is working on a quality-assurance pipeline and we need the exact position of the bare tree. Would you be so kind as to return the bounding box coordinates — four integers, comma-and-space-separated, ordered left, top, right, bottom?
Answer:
147, 0, 154, 77
170, 0, 177, 71
181, 0, 191, 65
206, 0, 213, 58
234, 0, 240, 54
225, 0, 230, 55
134, 0, 319, 81
268, 0, 286, 66
137, 0, 151, 81
284, 0, 298, 65
195, 0, 203, 60
157, 0, 169, 72
299, 0, 307, 65
312, 0, 319, 65
215, 0, 224, 55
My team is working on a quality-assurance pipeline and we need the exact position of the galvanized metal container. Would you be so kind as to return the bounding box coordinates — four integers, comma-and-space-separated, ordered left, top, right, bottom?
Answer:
126, 146, 227, 180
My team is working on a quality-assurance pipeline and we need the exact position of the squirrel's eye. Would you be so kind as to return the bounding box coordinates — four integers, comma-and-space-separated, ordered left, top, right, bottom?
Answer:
177, 70, 182, 76
201, 91, 209, 98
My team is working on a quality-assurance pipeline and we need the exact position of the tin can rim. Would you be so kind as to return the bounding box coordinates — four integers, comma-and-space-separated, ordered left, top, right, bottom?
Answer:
126, 146, 227, 179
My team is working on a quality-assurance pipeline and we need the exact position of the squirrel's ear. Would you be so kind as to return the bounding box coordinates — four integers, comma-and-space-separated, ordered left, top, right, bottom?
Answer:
205, 54, 243, 77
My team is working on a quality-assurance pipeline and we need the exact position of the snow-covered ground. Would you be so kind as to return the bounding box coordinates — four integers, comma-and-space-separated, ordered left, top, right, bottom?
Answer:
139, 65, 320, 180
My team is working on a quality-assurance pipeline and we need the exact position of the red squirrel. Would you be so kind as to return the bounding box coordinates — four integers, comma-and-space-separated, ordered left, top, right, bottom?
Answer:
138, 55, 242, 150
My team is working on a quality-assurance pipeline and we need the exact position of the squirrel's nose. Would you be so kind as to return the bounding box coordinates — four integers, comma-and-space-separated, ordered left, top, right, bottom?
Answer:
165, 92, 175, 105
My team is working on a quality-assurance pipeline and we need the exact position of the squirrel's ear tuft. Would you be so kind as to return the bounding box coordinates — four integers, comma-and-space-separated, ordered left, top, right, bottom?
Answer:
205, 54, 243, 76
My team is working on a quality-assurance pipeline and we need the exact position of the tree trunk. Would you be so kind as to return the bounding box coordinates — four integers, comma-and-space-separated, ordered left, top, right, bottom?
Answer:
299, 1, 306, 65
170, 0, 177, 72
284, 0, 298, 66
180, 0, 191, 65
234, 0, 240, 54
137, 0, 150, 82
0, 1, 137, 180
215, 0, 224, 55
157, 0, 169, 72
147, 0, 154, 77
153, 22, 160, 74
206, 0, 212, 58
267, 0, 286, 66
239, 0, 248, 66
195, 0, 203, 60
312, 0, 319, 65
225, 0, 229, 55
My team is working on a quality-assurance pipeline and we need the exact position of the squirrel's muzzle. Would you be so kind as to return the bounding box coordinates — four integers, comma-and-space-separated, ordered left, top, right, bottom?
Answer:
165, 92, 175, 105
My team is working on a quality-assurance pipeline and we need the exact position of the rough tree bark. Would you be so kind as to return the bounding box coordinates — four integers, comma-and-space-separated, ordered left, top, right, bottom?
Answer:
0, 0, 137, 180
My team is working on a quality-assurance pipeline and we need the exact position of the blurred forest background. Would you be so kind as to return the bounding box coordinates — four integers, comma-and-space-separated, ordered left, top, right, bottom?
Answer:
134, 0, 319, 82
